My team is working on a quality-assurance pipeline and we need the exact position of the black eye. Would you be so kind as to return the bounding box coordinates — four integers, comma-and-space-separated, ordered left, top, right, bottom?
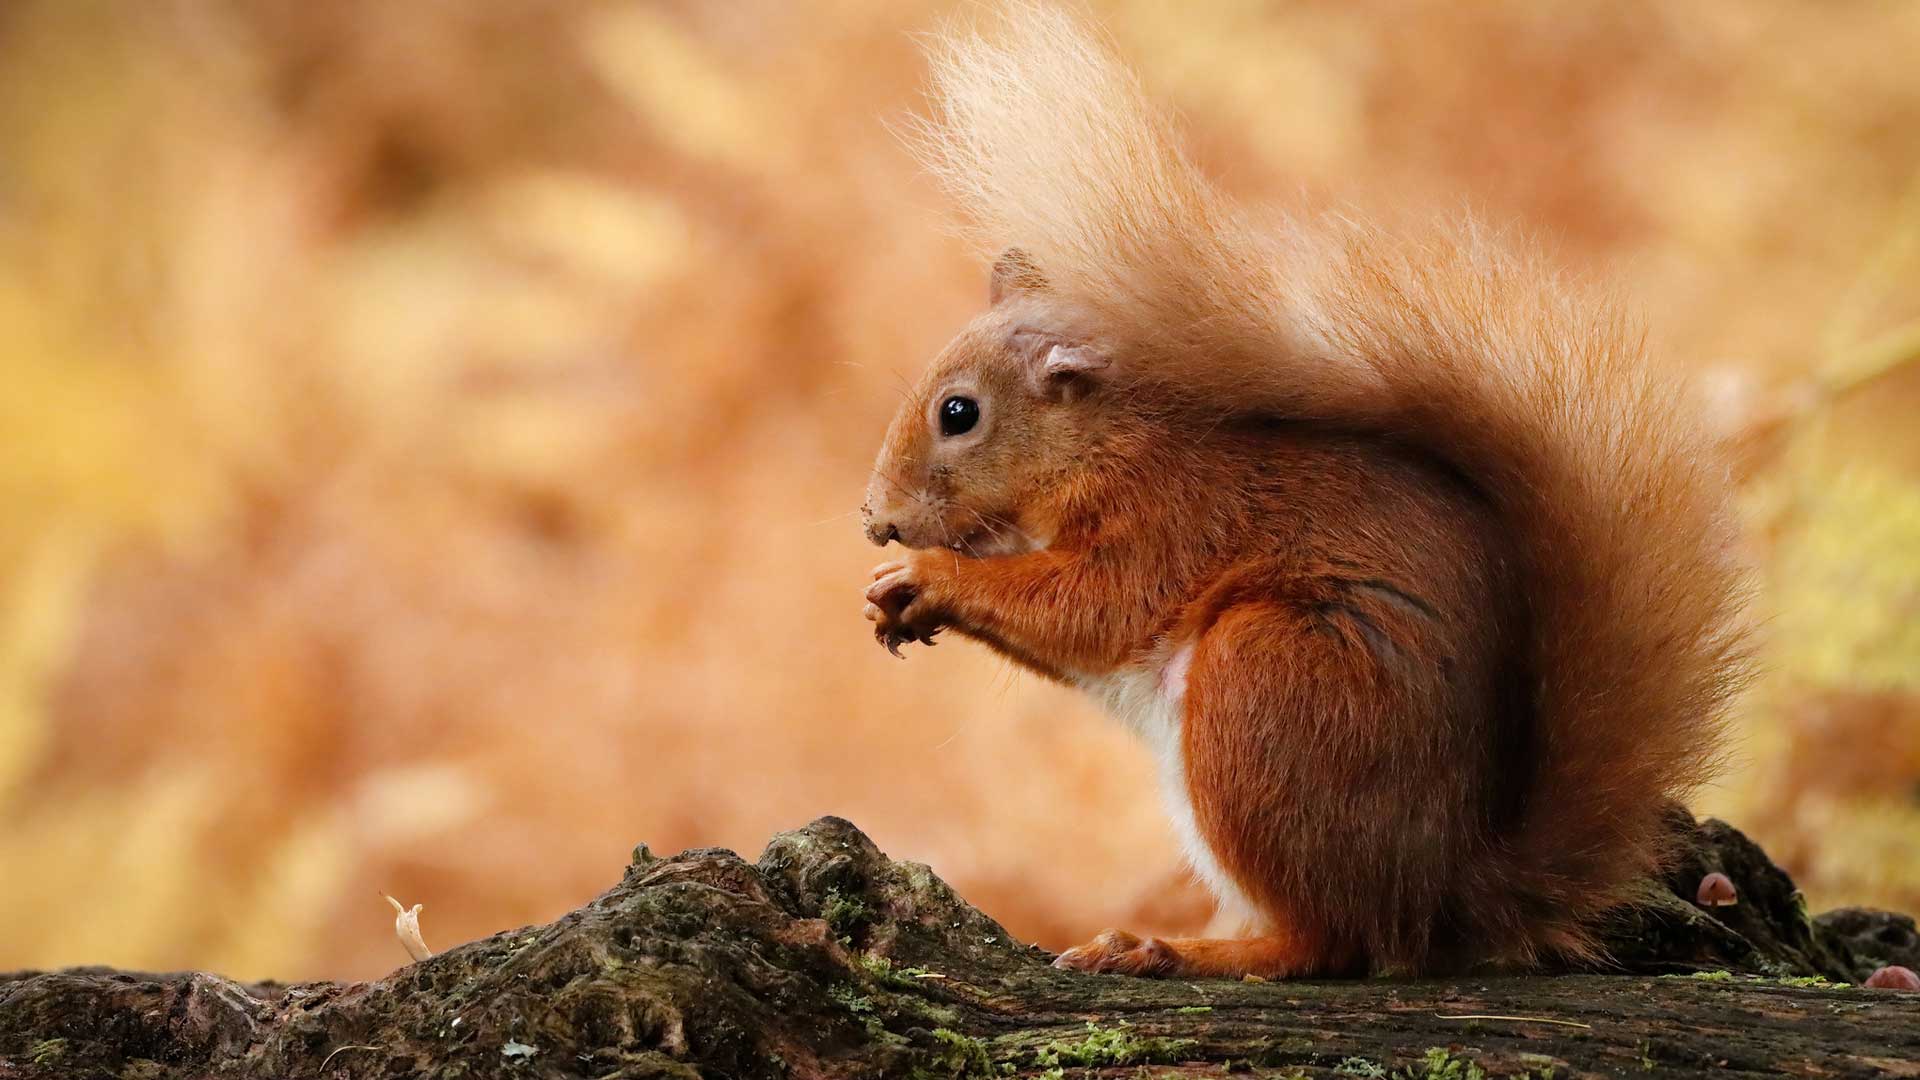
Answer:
939, 395, 980, 437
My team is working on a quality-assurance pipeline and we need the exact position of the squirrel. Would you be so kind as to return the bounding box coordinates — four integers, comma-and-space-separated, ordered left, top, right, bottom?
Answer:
859, 5, 1752, 978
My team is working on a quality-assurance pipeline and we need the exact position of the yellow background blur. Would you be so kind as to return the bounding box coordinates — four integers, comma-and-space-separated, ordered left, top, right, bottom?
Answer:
3, 1, 1917, 982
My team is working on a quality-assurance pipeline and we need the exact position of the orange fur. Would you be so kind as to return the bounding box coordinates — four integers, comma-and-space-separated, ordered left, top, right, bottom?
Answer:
862, 4, 1752, 977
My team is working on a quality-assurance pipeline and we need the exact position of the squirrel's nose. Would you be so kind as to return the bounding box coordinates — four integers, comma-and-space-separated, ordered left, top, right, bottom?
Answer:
867, 519, 900, 547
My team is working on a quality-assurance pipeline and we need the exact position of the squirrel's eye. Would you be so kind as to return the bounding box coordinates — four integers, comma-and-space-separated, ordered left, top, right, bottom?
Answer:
939, 395, 980, 437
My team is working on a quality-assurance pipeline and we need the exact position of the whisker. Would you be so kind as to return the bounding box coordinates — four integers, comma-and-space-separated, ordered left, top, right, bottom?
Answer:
930, 715, 974, 751
960, 505, 1036, 553
758, 505, 869, 544
802, 508, 866, 528
870, 465, 935, 509
939, 516, 961, 574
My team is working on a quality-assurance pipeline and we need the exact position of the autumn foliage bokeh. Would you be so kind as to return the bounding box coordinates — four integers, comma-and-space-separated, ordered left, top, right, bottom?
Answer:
2, 1, 1917, 981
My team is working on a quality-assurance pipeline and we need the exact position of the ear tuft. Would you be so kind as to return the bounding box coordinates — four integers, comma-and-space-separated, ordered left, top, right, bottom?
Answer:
989, 248, 1049, 305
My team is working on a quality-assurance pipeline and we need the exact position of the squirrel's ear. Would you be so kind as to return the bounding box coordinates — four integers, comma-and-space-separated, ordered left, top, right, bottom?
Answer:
1042, 343, 1109, 378
1033, 342, 1110, 401
1011, 329, 1109, 400
989, 248, 1048, 305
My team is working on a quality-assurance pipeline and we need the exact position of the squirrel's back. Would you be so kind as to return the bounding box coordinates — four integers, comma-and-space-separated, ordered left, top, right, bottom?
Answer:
919, 5, 1752, 965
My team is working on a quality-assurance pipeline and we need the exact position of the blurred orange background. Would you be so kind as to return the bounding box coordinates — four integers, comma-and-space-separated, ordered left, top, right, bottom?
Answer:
2, 0, 1917, 982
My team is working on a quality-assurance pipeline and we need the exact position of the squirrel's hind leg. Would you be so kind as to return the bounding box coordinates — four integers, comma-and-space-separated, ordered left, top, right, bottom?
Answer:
1172, 586, 1474, 979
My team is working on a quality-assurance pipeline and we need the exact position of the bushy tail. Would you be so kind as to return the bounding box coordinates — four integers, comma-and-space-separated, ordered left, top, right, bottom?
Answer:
918, 4, 1753, 962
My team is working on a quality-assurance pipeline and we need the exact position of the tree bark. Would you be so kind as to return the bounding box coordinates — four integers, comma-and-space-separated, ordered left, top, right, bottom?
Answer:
3, 814, 1916, 1079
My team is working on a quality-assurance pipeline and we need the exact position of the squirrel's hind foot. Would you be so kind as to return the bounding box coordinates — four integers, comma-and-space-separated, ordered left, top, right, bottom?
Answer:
1053, 929, 1344, 980
1051, 930, 1181, 977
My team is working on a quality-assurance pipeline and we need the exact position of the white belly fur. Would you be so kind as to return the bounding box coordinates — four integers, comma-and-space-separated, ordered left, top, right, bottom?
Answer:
1079, 642, 1263, 934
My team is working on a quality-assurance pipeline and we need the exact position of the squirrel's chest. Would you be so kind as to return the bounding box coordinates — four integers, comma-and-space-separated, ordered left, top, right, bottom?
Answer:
1076, 646, 1258, 923
1077, 642, 1193, 745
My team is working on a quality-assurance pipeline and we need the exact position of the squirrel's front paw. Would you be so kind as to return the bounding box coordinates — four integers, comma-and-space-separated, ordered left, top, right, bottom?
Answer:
1052, 930, 1181, 977
864, 560, 943, 657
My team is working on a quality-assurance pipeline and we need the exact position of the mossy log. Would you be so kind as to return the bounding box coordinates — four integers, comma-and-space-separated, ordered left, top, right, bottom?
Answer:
3, 814, 1916, 1079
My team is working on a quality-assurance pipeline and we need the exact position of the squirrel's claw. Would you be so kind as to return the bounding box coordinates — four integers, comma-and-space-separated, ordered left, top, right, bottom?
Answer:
880, 625, 908, 658
878, 622, 938, 658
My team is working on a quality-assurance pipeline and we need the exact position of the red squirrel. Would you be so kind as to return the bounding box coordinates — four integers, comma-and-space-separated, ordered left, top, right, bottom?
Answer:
860, 6, 1751, 978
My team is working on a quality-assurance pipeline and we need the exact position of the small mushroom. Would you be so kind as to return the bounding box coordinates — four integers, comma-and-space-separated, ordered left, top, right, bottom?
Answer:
1695, 872, 1738, 907
1864, 965, 1919, 991
383, 893, 434, 962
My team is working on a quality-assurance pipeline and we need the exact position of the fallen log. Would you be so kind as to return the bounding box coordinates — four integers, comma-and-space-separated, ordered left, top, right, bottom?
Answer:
3, 813, 1916, 1078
